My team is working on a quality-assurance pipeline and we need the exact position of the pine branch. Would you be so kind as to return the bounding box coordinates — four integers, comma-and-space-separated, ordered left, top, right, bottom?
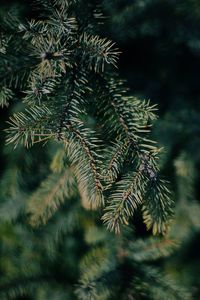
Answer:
103, 139, 130, 183
132, 266, 191, 300
102, 172, 144, 234
0, 274, 55, 300
65, 122, 104, 209
0, 86, 14, 108
5, 106, 55, 148
2, 0, 173, 235
27, 168, 77, 226
80, 33, 120, 73
0, 33, 11, 54
128, 237, 177, 262
142, 179, 174, 235
75, 247, 114, 300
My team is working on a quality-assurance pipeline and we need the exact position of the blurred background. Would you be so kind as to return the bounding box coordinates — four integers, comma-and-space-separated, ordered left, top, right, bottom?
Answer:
0, 0, 200, 299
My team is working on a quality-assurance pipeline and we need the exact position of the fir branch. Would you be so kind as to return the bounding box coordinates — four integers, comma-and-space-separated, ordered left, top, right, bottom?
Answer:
75, 247, 115, 300
0, 33, 11, 54
0, 275, 50, 300
102, 172, 144, 234
5, 106, 55, 148
2, 0, 173, 236
80, 33, 120, 72
142, 179, 174, 235
132, 266, 191, 300
65, 122, 104, 209
23, 74, 60, 105
27, 168, 77, 226
128, 237, 177, 262
104, 139, 130, 182
0, 86, 14, 108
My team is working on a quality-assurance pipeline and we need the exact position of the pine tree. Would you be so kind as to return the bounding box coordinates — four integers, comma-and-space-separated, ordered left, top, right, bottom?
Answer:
0, 0, 196, 299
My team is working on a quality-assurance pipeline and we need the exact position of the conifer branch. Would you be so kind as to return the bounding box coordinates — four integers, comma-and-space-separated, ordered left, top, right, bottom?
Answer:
128, 237, 177, 262
2, 0, 173, 235
0, 86, 14, 108
104, 139, 130, 182
80, 33, 120, 73
27, 168, 77, 226
142, 179, 174, 235
102, 172, 144, 234
65, 122, 104, 208
5, 106, 55, 148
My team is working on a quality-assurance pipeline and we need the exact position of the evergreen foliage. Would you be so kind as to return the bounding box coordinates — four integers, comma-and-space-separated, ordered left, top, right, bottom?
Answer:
0, 0, 200, 299
1, 0, 173, 235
